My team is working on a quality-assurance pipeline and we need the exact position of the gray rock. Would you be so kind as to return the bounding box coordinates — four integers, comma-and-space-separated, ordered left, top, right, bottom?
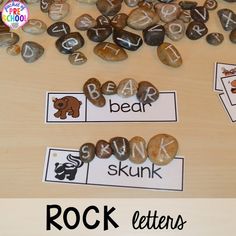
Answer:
0, 32, 19, 47
79, 143, 95, 163
117, 78, 138, 98
129, 136, 147, 164
164, 19, 185, 41
48, 2, 70, 21
206, 33, 224, 45
75, 14, 97, 31
179, 1, 197, 10
218, 8, 236, 31
22, 19, 47, 35
40, 0, 53, 13
21, 41, 44, 63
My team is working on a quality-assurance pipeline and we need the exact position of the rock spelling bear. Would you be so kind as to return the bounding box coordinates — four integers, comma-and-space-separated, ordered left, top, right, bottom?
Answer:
53, 96, 82, 119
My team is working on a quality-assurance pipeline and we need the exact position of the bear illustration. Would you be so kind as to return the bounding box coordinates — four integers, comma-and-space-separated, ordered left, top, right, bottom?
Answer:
54, 154, 84, 181
231, 80, 236, 94
53, 96, 82, 120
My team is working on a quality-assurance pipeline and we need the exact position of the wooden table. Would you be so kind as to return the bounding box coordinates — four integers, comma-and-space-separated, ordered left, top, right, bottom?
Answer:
1, 0, 236, 197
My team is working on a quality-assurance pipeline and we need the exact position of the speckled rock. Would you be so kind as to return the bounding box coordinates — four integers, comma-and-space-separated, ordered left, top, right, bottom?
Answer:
117, 78, 138, 98
164, 19, 185, 41
147, 134, 178, 166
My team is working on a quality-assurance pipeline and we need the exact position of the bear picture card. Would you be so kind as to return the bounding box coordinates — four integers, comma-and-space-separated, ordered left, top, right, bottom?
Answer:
45, 91, 178, 123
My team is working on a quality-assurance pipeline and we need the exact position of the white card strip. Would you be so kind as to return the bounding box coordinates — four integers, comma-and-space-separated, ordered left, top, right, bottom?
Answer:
214, 62, 236, 92
45, 91, 178, 123
43, 148, 184, 192
219, 93, 236, 122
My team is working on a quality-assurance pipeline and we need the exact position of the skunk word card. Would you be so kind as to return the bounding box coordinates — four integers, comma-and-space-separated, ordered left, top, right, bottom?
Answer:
43, 148, 184, 192
45, 91, 178, 123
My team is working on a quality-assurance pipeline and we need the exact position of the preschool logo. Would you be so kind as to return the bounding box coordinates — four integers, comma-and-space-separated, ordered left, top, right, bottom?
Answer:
1, 0, 29, 29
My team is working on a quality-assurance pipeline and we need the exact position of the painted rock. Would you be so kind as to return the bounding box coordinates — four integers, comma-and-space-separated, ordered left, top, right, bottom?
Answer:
94, 42, 128, 61
218, 9, 236, 31
127, 7, 160, 30
186, 21, 208, 40
83, 78, 106, 107
6, 44, 21, 56
75, 14, 97, 31
124, 0, 140, 7
0, 32, 19, 47
204, 0, 218, 11
79, 143, 95, 163
47, 22, 70, 37
179, 10, 192, 23
143, 24, 165, 46
111, 13, 128, 29
113, 28, 143, 51
179, 1, 197, 10
48, 2, 70, 21
136, 81, 159, 104
190, 6, 209, 23
68, 51, 87, 65
110, 137, 130, 161
147, 134, 178, 166
157, 42, 182, 68
230, 28, 236, 43
96, 0, 122, 16
40, 0, 53, 13
101, 81, 117, 95
96, 15, 111, 26
95, 140, 113, 159
154, 3, 181, 23
138, 1, 153, 10
55, 32, 84, 54
164, 19, 185, 41
117, 78, 138, 98
87, 26, 112, 42
22, 19, 47, 35
158, 0, 174, 2
206, 33, 224, 45
21, 41, 44, 63
129, 136, 147, 164
223, 0, 236, 2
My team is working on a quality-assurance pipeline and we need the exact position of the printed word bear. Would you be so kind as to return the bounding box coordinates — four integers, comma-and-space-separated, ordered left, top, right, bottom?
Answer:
53, 96, 82, 119
54, 154, 84, 181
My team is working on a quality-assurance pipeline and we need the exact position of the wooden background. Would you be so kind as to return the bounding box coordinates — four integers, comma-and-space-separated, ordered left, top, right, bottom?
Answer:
0, 0, 236, 197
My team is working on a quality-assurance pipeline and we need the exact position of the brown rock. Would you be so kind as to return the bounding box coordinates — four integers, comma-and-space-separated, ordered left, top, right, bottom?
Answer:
83, 78, 106, 107
95, 140, 113, 159
147, 134, 178, 166
6, 44, 21, 56
94, 42, 128, 61
110, 137, 130, 161
157, 42, 182, 68
79, 143, 95, 163
101, 81, 117, 95
68, 51, 87, 65
74, 14, 97, 31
